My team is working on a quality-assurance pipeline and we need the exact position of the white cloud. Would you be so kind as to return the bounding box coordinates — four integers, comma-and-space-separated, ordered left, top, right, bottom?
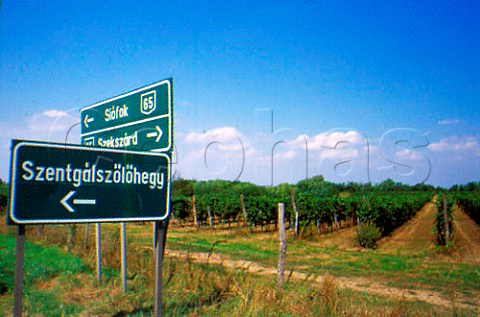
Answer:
0, 108, 82, 180
438, 119, 460, 125
175, 126, 252, 181
273, 149, 298, 160
185, 127, 245, 145
286, 130, 366, 161
428, 136, 479, 153
0, 109, 80, 145
28, 109, 79, 135
43, 109, 69, 118
318, 148, 359, 160
395, 148, 423, 161
299, 130, 365, 150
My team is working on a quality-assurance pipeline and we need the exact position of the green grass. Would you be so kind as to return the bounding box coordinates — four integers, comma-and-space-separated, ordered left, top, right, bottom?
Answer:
0, 233, 89, 315
168, 236, 278, 263
0, 233, 87, 292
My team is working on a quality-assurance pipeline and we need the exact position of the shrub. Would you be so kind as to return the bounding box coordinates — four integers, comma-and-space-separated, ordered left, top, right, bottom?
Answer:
355, 223, 382, 248
0, 194, 7, 212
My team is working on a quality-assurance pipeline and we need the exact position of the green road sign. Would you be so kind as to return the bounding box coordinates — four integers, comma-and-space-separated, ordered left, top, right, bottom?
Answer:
8, 140, 171, 225
80, 79, 172, 152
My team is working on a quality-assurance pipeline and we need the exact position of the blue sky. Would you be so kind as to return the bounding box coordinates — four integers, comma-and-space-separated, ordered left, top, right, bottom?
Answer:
1, 1, 479, 187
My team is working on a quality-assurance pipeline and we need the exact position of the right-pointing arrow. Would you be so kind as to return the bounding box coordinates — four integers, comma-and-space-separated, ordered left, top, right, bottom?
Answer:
146, 126, 163, 143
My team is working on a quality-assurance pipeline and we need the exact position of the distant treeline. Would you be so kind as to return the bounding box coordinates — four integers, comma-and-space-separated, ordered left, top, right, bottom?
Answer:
0, 181, 8, 211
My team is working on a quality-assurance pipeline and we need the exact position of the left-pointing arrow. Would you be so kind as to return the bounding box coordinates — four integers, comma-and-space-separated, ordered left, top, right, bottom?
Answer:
61, 191, 97, 213
61, 190, 76, 213
84, 114, 94, 128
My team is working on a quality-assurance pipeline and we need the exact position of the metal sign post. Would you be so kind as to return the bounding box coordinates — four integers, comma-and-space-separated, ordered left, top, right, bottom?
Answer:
154, 220, 168, 317
13, 225, 25, 317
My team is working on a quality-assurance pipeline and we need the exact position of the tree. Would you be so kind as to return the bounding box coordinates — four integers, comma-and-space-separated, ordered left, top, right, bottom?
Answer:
0, 194, 7, 210
172, 178, 195, 197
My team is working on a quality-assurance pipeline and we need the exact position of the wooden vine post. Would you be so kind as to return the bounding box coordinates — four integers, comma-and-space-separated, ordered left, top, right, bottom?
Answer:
442, 193, 450, 243
192, 194, 199, 228
240, 194, 248, 225
277, 203, 287, 290
290, 189, 299, 238
208, 206, 214, 229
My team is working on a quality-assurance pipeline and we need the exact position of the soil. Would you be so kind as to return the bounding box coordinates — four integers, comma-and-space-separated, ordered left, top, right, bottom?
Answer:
377, 201, 437, 254
453, 205, 480, 263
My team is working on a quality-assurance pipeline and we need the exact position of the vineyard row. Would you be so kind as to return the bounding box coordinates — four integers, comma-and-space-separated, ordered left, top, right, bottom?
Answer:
171, 191, 433, 237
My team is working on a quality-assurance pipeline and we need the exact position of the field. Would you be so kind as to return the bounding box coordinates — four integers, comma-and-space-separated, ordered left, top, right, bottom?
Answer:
1, 194, 479, 316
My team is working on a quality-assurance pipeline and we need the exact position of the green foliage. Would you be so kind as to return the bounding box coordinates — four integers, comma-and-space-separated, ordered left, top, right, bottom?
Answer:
196, 193, 242, 224
0, 183, 8, 196
0, 194, 7, 211
355, 223, 382, 248
0, 183, 8, 213
243, 195, 277, 226
452, 181, 480, 192
356, 192, 431, 236
171, 195, 192, 220
172, 178, 195, 197
296, 175, 339, 197
456, 191, 480, 225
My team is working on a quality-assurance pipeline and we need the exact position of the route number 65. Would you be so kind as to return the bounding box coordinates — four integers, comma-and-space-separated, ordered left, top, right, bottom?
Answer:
140, 90, 156, 115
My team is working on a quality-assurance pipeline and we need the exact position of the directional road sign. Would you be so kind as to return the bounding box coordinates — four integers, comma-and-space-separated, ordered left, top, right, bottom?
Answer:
80, 79, 172, 152
8, 140, 171, 225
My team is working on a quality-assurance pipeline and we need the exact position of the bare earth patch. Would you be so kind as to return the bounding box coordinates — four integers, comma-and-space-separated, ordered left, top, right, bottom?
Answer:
453, 206, 480, 264
377, 201, 436, 254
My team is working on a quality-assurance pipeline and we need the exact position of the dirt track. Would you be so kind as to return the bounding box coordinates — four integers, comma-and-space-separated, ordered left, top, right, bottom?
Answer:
379, 198, 480, 264
454, 205, 480, 263
377, 201, 437, 254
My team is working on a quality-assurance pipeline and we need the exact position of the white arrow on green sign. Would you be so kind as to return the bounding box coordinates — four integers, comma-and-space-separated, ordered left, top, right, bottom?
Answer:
80, 78, 172, 152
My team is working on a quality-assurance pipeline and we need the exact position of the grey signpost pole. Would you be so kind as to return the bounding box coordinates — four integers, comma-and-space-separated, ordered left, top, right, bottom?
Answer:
96, 223, 102, 284
154, 220, 168, 317
13, 225, 25, 317
121, 222, 127, 293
